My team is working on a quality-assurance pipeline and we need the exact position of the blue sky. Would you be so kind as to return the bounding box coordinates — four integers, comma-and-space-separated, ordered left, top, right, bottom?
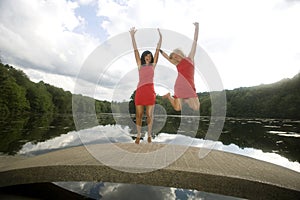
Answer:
0, 0, 299, 101
73, 1, 108, 40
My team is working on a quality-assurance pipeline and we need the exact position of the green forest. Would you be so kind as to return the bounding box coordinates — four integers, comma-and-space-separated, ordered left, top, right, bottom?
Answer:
1, 62, 300, 119
0, 62, 111, 118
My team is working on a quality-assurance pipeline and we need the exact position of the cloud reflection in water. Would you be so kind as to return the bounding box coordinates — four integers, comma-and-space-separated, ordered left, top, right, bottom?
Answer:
19, 124, 300, 172
18, 124, 299, 199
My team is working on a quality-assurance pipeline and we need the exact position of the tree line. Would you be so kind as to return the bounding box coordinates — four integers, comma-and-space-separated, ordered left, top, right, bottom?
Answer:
116, 73, 300, 119
1, 62, 299, 119
0, 62, 111, 118
224, 74, 300, 119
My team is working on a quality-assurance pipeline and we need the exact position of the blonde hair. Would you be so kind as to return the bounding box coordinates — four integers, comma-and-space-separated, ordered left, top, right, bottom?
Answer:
170, 48, 185, 59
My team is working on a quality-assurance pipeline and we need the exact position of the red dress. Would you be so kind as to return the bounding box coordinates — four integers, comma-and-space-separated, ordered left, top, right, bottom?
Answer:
174, 57, 197, 99
135, 65, 156, 105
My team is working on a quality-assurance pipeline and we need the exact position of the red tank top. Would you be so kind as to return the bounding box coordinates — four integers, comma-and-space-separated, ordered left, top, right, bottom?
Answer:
176, 58, 195, 91
135, 65, 156, 105
137, 65, 154, 88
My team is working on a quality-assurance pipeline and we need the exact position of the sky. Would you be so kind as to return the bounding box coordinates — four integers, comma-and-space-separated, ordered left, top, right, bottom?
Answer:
0, 0, 300, 101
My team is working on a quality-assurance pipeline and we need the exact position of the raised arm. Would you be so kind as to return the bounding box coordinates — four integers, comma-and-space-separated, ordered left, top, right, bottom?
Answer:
188, 22, 199, 61
129, 27, 141, 68
159, 49, 178, 66
153, 28, 162, 67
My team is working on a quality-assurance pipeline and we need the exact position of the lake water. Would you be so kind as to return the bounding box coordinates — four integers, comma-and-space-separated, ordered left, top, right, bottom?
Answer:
1, 113, 300, 199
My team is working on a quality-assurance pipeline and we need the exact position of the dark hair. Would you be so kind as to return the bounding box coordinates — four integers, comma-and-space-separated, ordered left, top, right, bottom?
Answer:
141, 50, 154, 65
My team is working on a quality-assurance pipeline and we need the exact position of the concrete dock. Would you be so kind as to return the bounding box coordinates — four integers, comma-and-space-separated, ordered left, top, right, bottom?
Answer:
0, 143, 299, 199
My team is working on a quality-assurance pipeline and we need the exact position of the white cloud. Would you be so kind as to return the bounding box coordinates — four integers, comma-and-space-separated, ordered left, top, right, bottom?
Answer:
0, 0, 99, 78
98, 182, 175, 200
95, 0, 300, 91
18, 124, 300, 172
0, 0, 299, 101
77, 0, 97, 6
21, 67, 76, 93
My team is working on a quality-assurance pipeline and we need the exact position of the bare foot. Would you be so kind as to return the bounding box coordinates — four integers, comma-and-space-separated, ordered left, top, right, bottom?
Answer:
135, 137, 140, 144
162, 93, 171, 99
147, 136, 152, 143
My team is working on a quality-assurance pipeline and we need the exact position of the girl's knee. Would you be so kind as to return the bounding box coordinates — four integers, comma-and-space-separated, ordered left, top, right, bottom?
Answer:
174, 104, 182, 111
192, 100, 200, 111
146, 112, 153, 119
173, 99, 182, 111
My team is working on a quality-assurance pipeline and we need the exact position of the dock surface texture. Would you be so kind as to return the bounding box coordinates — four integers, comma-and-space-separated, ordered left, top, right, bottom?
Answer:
0, 143, 299, 199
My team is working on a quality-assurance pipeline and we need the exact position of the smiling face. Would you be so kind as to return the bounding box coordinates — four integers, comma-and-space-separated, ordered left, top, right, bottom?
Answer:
170, 52, 183, 63
169, 48, 185, 63
141, 50, 154, 65
144, 53, 152, 64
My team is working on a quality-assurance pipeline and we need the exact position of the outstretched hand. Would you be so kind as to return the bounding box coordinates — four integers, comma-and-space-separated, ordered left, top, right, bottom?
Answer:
129, 27, 137, 36
193, 22, 199, 28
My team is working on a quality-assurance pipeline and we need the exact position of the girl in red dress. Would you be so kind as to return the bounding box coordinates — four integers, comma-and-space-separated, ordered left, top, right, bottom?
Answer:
159, 22, 200, 111
129, 27, 162, 144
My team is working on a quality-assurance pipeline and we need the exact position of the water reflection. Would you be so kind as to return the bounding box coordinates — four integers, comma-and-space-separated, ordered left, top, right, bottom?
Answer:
54, 182, 245, 200
0, 113, 298, 164
2, 113, 300, 199
97, 114, 300, 162
0, 114, 74, 155
220, 118, 300, 162
17, 123, 300, 172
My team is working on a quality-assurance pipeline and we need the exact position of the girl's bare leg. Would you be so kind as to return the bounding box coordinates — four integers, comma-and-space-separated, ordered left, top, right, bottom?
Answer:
163, 93, 182, 111
186, 97, 200, 111
135, 105, 144, 144
145, 105, 155, 143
